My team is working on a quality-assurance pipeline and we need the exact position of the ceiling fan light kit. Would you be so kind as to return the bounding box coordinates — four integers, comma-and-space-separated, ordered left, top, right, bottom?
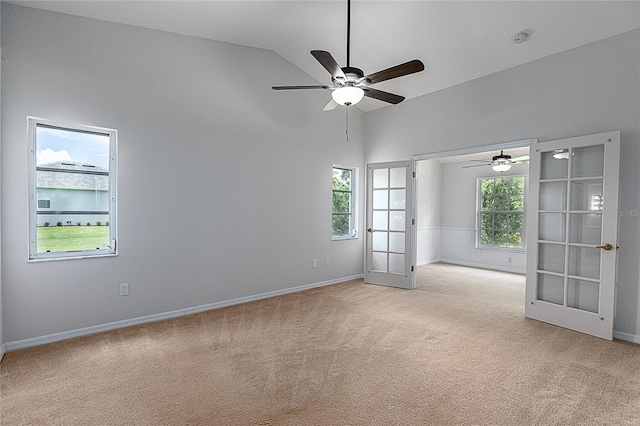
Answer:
492, 162, 512, 172
332, 86, 365, 106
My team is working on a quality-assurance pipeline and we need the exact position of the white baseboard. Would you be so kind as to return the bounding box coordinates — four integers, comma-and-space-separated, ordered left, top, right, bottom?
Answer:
4, 274, 364, 352
438, 258, 526, 275
613, 330, 640, 344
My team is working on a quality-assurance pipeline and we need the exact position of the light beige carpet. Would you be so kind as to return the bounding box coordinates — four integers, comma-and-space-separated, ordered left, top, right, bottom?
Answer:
2, 263, 640, 425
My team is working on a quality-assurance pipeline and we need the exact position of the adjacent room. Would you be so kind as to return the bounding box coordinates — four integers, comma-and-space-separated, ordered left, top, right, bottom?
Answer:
1, 1, 640, 424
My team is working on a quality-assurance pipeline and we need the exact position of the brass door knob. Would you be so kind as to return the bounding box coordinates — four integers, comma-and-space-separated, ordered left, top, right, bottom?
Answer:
596, 243, 613, 251
367, 227, 373, 233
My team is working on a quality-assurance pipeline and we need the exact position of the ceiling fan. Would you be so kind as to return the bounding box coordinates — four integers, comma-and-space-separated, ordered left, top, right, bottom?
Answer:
463, 150, 530, 172
272, 0, 425, 111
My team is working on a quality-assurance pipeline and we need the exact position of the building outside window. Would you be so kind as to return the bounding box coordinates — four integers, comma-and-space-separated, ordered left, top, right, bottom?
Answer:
332, 166, 358, 239
477, 176, 525, 250
28, 117, 117, 260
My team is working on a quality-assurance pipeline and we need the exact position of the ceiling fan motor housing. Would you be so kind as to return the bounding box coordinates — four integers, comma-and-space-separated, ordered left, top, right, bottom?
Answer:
333, 67, 365, 87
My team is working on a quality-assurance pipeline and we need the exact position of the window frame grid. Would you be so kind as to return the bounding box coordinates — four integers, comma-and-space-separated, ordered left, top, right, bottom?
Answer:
332, 165, 358, 240
476, 175, 526, 251
28, 117, 118, 261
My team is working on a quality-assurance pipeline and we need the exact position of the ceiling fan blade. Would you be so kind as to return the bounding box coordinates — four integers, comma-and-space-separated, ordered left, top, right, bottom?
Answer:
462, 164, 491, 168
272, 85, 332, 90
323, 99, 338, 111
362, 87, 405, 104
363, 60, 425, 85
512, 155, 530, 162
469, 159, 492, 163
310, 50, 346, 80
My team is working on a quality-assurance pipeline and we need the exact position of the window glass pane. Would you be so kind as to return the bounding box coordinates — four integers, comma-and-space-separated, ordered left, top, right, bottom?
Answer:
332, 191, 351, 213
333, 168, 351, 190
478, 176, 525, 249
332, 215, 350, 236
332, 166, 357, 239
31, 121, 115, 259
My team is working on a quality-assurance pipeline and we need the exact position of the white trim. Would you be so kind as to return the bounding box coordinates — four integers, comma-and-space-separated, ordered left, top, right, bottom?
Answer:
613, 331, 640, 344
3, 274, 363, 352
412, 138, 537, 161
439, 259, 526, 275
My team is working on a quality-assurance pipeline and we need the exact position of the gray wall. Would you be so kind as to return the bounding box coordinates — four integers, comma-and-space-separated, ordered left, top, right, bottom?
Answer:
1, 4, 365, 345
366, 30, 640, 338
415, 159, 441, 265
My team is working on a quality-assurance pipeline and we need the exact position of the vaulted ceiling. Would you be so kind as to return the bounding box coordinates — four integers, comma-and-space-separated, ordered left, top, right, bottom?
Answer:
9, 1, 640, 111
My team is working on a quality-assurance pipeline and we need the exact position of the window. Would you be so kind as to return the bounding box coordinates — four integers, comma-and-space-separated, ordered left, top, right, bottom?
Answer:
478, 176, 525, 250
332, 166, 358, 239
28, 117, 117, 260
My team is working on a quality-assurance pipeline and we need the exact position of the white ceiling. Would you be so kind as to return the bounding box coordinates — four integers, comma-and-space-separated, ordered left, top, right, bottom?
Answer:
8, 1, 640, 112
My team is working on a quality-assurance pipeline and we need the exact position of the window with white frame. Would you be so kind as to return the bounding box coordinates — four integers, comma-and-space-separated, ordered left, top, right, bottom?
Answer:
332, 166, 358, 239
28, 117, 117, 260
477, 176, 525, 250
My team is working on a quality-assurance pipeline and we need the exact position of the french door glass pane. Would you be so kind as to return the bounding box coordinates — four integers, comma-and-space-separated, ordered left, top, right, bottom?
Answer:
538, 243, 565, 274
372, 252, 387, 272
539, 181, 567, 211
568, 246, 601, 279
537, 273, 564, 305
570, 180, 603, 211
389, 232, 405, 253
373, 211, 388, 230
389, 167, 406, 187
389, 253, 405, 274
373, 232, 388, 251
541, 151, 569, 179
389, 211, 405, 231
389, 189, 406, 209
539, 212, 566, 242
569, 213, 602, 245
572, 145, 604, 178
373, 168, 388, 189
568, 279, 599, 313
373, 190, 388, 209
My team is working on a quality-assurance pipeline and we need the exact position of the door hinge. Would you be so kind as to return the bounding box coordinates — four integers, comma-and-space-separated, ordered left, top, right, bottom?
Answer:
412, 171, 416, 178
412, 218, 415, 225
411, 265, 414, 272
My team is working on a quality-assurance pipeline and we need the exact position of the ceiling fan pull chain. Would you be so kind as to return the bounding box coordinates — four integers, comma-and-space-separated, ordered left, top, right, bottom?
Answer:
346, 106, 349, 142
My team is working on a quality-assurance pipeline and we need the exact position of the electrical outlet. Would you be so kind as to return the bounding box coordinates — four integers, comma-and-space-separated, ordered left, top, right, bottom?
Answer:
312, 259, 317, 269
120, 283, 129, 296
325, 257, 331, 266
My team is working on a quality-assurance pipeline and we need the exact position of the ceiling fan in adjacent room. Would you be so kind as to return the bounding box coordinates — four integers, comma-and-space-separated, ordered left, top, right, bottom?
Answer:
463, 150, 530, 172
272, 0, 425, 111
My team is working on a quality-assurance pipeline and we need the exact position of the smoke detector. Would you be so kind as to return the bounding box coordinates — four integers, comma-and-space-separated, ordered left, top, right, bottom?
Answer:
512, 32, 529, 44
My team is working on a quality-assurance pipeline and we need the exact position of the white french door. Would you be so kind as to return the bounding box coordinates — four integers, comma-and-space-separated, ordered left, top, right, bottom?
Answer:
365, 161, 416, 289
525, 131, 621, 340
